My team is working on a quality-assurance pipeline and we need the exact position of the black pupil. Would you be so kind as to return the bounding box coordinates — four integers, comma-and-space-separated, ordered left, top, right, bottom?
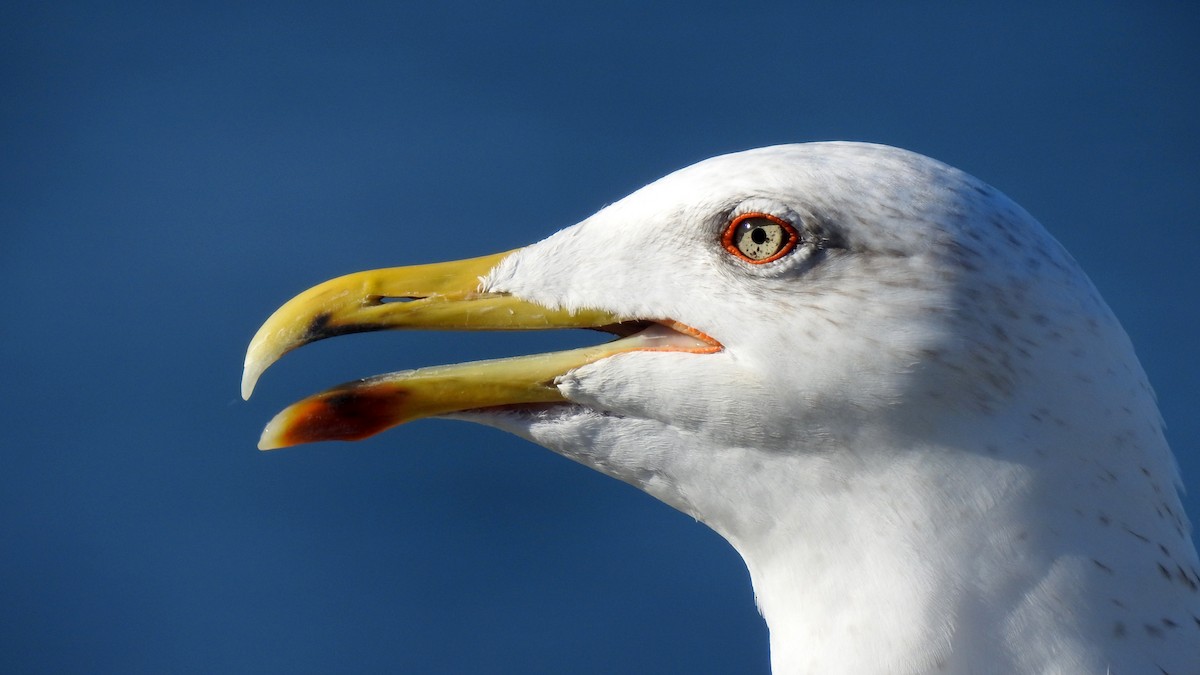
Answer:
750, 226, 768, 245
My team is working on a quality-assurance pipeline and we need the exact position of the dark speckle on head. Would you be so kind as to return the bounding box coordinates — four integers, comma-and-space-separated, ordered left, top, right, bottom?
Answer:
1125, 527, 1151, 544
1178, 565, 1199, 592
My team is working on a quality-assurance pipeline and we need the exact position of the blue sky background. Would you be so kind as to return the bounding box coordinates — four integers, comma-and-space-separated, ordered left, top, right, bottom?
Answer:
3, 2, 1197, 672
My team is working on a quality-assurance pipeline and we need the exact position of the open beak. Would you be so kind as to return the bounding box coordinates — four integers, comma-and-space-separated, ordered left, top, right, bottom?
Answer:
242, 250, 718, 450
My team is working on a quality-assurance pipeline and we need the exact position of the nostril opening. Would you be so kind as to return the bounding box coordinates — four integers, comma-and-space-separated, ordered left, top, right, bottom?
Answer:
379, 296, 419, 304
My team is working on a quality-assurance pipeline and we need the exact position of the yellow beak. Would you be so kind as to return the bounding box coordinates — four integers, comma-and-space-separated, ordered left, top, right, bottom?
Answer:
242, 250, 717, 450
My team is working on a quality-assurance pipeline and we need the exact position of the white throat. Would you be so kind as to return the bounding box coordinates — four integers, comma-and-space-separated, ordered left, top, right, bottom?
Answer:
706, 420, 1198, 674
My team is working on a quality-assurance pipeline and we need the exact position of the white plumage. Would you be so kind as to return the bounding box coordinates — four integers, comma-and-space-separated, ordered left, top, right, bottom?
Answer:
250, 142, 1200, 673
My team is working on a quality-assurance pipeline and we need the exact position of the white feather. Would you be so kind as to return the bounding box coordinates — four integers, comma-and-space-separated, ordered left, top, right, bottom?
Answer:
461, 143, 1198, 673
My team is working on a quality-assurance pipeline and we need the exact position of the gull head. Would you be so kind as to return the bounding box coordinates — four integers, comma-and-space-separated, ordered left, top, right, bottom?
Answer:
244, 142, 1199, 673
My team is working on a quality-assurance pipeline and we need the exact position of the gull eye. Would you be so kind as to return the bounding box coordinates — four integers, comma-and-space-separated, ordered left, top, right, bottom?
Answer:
722, 213, 799, 263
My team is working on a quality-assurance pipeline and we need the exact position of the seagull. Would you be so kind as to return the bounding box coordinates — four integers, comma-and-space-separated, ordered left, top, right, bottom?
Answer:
242, 142, 1200, 673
